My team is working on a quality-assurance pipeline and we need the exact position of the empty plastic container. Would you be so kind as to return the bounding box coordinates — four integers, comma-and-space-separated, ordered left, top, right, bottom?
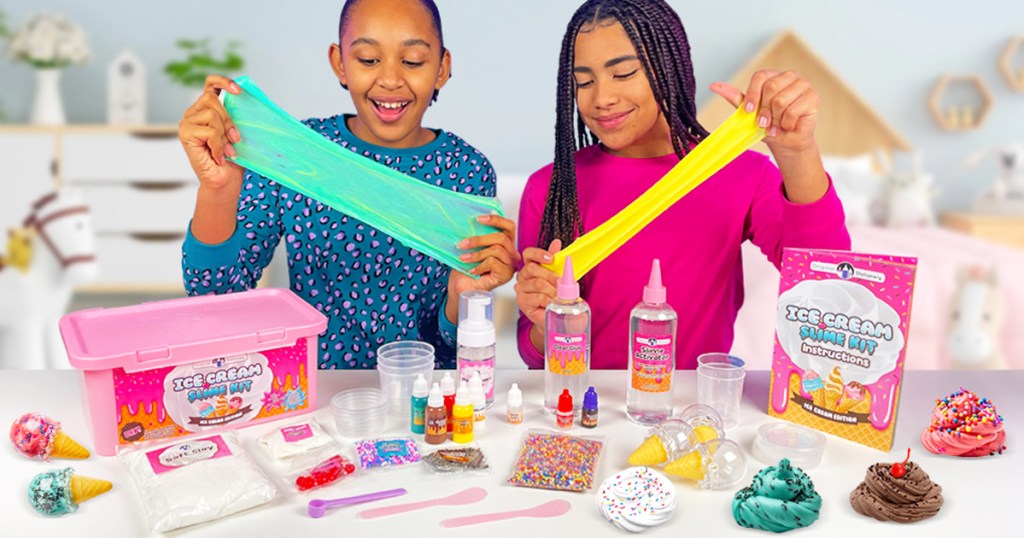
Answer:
330, 388, 388, 438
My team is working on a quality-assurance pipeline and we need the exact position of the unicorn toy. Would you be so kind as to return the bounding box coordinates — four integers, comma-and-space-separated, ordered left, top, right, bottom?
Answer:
947, 266, 1006, 370
0, 190, 98, 369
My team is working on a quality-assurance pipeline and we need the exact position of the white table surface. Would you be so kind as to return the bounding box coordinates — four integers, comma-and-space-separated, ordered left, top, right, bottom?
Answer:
2, 369, 1019, 537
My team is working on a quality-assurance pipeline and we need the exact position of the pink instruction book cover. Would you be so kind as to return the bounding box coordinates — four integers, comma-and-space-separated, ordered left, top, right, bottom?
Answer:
768, 248, 918, 451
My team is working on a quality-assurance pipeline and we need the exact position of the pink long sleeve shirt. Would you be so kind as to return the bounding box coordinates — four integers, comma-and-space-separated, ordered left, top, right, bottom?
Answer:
517, 145, 851, 370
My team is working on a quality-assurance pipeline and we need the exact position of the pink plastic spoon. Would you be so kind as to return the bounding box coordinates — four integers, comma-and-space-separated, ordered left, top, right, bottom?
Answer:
356, 487, 488, 519
439, 500, 573, 528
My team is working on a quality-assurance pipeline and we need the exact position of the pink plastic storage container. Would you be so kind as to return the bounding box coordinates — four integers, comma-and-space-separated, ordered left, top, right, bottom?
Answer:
60, 289, 327, 456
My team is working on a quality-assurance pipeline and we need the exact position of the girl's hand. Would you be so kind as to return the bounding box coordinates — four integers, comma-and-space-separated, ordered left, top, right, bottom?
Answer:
445, 215, 519, 322
710, 70, 820, 158
514, 240, 562, 329
179, 75, 245, 192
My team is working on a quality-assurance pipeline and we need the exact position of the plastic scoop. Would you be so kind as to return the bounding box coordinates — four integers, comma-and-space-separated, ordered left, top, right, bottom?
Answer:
543, 106, 765, 279
222, 76, 505, 277
439, 500, 572, 528
307, 488, 407, 518
356, 486, 487, 519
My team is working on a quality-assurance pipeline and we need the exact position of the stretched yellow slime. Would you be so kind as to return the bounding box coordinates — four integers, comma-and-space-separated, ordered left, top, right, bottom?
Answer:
542, 107, 765, 278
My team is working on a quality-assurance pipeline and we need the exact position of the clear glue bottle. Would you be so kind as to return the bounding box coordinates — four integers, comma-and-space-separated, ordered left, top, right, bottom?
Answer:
424, 382, 447, 445
626, 259, 678, 425
469, 371, 487, 433
556, 389, 574, 429
441, 371, 456, 433
545, 256, 591, 413
506, 383, 524, 425
410, 374, 428, 434
457, 291, 496, 408
452, 381, 474, 444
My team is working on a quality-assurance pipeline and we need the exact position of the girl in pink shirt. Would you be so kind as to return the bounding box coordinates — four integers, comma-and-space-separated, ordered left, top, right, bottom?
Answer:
515, 0, 851, 370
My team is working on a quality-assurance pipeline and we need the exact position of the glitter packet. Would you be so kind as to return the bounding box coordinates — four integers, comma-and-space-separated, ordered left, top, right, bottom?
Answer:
354, 437, 422, 471
507, 430, 604, 492
423, 446, 490, 475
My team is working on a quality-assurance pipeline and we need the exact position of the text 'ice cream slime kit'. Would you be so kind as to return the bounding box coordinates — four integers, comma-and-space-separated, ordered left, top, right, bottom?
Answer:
59, 289, 327, 455
769, 249, 918, 451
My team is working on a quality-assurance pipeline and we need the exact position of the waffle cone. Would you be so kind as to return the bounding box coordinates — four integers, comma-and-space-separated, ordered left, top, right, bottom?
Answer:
52, 431, 90, 459
627, 435, 668, 466
837, 389, 872, 414
693, 425, 719, 444
70, 475, 111, 504
825, 389, 843, 411
664, 450, 704, 481
811, 388, 828, 408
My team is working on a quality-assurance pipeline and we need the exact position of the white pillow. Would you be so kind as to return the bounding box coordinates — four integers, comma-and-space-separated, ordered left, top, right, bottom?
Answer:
821, 154, 883, 225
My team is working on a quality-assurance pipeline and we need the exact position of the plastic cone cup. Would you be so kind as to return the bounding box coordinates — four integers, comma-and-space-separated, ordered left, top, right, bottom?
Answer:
693, 425, 719, 444
627, 435, 668, 466
664, 450, 705, 481
51, 431, 90, 459
70, 475, 112, 504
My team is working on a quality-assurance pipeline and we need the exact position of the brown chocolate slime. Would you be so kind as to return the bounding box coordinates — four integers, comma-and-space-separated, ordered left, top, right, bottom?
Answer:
850, 462, 943, 523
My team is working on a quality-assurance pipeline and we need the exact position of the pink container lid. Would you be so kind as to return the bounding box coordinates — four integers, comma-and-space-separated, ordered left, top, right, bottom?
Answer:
60, 289, 327, 373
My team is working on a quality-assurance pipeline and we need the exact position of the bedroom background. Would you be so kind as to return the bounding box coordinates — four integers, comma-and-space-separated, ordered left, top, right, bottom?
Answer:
0, 0, 1021, 370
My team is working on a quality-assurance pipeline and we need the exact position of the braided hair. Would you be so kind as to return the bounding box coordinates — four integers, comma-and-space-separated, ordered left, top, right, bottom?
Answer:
538, 0, 709, 248
337, 0, 447, 102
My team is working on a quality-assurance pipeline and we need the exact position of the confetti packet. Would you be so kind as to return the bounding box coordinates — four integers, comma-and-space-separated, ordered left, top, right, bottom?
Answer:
423, 446, 490, 475
354, 437, 422, 471
507, 430, 604, 492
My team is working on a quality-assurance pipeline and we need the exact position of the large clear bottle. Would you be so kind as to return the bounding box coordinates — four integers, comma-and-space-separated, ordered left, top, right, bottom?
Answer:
627, 259, 677, 425
545, 256, 591, 413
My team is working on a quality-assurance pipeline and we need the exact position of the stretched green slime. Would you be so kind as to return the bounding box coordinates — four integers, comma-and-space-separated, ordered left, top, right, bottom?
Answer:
222, 76, 505, 277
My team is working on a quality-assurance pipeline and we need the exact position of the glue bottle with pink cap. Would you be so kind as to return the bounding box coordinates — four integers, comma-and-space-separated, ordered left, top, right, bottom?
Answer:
544, 256, 591, 414
626, 259, 678, 425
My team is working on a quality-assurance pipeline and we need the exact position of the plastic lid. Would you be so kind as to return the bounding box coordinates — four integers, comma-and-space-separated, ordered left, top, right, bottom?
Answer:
455, 382, 471, 406
60, 288, 327, 372
557, 389, 574, 413
412, 374, 429, 397
583, 386, 598, 409
697, 438, 747, 490
428, 382, 443, 407
507, 383, 523, 407
752, 422, 826, 469
556, 256, 580, 300
643, 259, 667, 305
457, 291, 495, 347
441, 371, 456, 395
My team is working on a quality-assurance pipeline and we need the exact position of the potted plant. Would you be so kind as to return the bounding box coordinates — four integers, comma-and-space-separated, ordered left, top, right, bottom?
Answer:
6, 13, 91, 124
164, 39, 244, 99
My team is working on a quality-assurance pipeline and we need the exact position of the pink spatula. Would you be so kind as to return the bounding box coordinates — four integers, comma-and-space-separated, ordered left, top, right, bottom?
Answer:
439, 500, 572, 528
356, 487, 488, 519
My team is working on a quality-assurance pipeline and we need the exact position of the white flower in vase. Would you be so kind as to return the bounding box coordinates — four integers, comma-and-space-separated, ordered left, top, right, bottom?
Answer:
6, 14, 92, 124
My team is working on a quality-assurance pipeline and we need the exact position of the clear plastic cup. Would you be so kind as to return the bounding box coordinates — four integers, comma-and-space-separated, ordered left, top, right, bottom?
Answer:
696, 353, 746, 429
377, 341, 435, 367
377, 362, 434, 416
330, 388, 388, 438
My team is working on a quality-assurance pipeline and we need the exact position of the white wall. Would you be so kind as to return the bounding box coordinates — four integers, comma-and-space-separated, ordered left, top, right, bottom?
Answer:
2, 1, 1023, 212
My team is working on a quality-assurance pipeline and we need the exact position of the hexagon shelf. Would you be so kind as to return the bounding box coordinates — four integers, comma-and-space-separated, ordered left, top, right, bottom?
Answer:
999, 36, 1024, 91
927, 75, 993, 131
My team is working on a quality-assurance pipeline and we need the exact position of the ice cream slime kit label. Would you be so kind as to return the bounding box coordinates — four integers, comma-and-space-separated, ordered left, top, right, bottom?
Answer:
769, 249, 918, 451
60, 289, 327, 455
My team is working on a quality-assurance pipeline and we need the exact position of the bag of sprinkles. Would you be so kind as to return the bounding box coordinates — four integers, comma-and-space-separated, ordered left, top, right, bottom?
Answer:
354, 437, 422, 471
423, 446, 490, 475
507, 430, 604, 492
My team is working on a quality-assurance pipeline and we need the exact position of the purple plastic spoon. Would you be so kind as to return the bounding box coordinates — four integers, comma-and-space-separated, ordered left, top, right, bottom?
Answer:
439, 500, 573, 528
307, 488, 408, 518
356, 487, 488, 519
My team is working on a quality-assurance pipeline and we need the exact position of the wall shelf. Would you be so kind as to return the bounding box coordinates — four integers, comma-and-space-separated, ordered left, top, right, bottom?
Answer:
999, 36, 1024, 91
927, 75, 993, 131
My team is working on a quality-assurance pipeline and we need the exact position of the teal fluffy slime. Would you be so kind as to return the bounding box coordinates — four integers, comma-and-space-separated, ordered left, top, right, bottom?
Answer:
28, 467, 76, 516
732, 459, 821, 533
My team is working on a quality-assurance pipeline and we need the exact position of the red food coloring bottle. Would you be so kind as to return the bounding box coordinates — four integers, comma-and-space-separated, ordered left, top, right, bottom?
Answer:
890, 448, 911, 478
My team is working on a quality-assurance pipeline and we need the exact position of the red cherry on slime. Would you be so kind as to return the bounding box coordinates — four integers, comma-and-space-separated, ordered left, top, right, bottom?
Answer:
890, 448, 911, 478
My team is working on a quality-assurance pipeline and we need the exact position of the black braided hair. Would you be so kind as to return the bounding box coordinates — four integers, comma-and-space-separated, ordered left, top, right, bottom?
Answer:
538, 0, 709, 248
337, 0, 447, 102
